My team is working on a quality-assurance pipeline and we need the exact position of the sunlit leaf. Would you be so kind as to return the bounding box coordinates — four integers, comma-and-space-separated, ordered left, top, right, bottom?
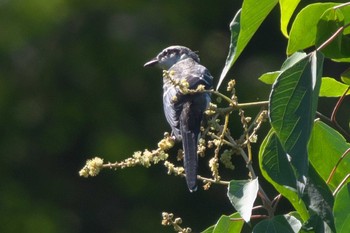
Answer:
334, 183, 350, 233
279, 0, 301, 38
319, 77, 350, 97
341, 67, 350, 85
201, 225, 214, 233
201, 212, 244, 233
217, 9, 241, 90
259, 71, 280, 84
287, 3, 338, 55
309, 120, 350, 191
227, 178, 259, 222
217, 0, 278, 90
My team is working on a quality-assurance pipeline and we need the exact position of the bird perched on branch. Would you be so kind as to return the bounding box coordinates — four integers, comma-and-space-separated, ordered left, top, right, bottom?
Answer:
144, 45, 213, 191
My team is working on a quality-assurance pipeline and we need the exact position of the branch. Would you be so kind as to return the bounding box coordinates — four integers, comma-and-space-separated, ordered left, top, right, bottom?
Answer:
316, 22, 350, 52
327, 147, 350, 184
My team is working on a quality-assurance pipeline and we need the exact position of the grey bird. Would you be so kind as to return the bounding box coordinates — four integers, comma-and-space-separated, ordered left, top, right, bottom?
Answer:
144, 45, 213, 191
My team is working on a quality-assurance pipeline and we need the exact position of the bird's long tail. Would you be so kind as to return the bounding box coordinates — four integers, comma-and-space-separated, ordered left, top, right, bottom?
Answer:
181, 130, 198, 192
180, 102, 200, 192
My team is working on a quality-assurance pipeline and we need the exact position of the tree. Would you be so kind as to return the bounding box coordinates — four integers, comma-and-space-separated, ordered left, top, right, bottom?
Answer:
80, 1, 350, 232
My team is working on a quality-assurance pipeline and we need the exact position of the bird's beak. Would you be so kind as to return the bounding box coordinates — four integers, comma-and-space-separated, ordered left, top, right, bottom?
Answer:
144, 57, 159, 67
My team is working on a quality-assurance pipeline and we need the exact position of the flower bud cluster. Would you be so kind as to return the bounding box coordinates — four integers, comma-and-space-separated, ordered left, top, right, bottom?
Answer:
79, 157, 104, 177
161, 212, 192, 233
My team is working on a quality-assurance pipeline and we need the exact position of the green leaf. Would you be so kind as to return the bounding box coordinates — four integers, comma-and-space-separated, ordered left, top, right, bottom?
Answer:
227, 178, 259, 222
341, 67, 350, 85
269, 51, 324, 194
217, 9, 241, 90
279, 0, 301, 38
309, 120, 350, 191
340, 3, 350, 35
303, 165, 335, 233
259, 130, 309, 221
217, 0, 278, 90
316, 7, 350, 62
303, 215, 333, 233
334, 183, 350, 233
201, 212, 244, 233
319, 77, 350, 97
287, 3, 338, 55
259, 71, 281, 84
259, 52, 307, 84
281, 51, 308, 70
201, 225, 214, 233
259, 130, 296, 189
252, 214, 302, 233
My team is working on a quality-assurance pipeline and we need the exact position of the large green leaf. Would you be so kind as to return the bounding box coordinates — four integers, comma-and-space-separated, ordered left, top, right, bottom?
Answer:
287, 3, 338, 55
201, 212, 244, 233
217, 0, 278, 90
309, 120, 350, 191
319, 77, 350, 97
269, 51, 324, 194
259, 130, 309, 221
303, 165, 335, 233
227, 178, 259, 222
252, 214, 302, 233
279, 0, 301, 38
334, 183, 350, 233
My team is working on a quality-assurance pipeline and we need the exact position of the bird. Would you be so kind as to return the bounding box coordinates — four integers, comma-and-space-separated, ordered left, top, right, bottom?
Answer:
144, 45, 213, 191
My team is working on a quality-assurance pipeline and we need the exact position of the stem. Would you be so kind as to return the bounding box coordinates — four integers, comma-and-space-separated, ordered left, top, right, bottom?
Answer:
236, 101, 269, 109
333, 174, 350, 196
327, 147, 350, 184
333, 2, 350, 10
317, 22, 350, 52
208, 90, 236, 105
271, 194, 282, 212
197, 175, 230, 185
215, 100, 269, 116
331, 86, 350, 122
329, 86, 350, 141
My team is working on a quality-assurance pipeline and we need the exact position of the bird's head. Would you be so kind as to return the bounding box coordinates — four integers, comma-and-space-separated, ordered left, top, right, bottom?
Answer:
144, 45, 200, 70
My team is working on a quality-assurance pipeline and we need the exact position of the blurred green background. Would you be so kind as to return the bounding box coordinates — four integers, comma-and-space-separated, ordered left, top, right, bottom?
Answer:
1, 0, 348, 232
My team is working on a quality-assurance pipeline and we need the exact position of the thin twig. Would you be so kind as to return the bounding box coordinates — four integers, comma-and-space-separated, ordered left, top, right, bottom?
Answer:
330, 87, 350, 140
236, 101, 269, 109
197, 175, 230, 185
327, 147, 350, 184
333, 2, 350, 10
333, 174, 350, 196
316, 22, 350, 52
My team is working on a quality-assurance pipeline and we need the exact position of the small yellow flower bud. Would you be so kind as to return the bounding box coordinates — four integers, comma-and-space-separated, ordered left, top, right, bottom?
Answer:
174, 218, 182, 224
227, 79, 236, 92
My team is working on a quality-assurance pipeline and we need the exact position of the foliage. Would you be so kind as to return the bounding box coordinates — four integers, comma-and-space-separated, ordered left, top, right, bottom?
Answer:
80, 1, 350, 232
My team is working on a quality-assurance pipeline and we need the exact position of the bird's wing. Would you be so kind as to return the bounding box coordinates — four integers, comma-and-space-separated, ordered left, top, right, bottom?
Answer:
163, 85, 182, 139
184, 65, 213, 90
